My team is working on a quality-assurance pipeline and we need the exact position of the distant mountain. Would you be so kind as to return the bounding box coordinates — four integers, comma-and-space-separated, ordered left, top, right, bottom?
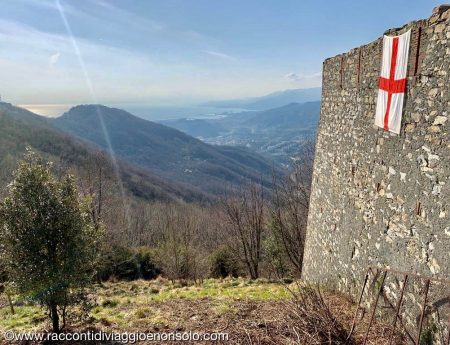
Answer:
51, 105, 275, 195
0, 102, 209, 203
202, 88, 321, 110
162, 101, 320, 164
230, 101, 320, 129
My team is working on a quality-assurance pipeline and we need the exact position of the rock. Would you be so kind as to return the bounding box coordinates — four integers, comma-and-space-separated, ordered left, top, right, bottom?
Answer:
429, 88, 439, 98
432, 185, 441, 195
417, 155, 427, 166
405, 123, 416, 132
435, 23, 446, 33
442, 9, 450, 19
411, 112, 421, 122
428, 258, 441, 274
400, 172, 406, 182
433, 116, 447, 125
428, 125, 441, 133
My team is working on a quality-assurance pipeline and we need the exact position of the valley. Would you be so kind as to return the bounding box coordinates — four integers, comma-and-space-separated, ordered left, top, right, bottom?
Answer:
161, 102, 320, 164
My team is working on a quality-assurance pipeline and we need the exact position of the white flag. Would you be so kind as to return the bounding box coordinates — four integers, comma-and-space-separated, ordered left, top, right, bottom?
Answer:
375, 30, 411, 134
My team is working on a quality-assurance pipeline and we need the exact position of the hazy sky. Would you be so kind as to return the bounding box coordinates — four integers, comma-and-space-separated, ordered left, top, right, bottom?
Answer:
0, 0, 443, 115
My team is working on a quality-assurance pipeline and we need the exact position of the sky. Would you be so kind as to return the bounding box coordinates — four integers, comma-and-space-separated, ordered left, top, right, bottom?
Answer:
0, 0, 444, 116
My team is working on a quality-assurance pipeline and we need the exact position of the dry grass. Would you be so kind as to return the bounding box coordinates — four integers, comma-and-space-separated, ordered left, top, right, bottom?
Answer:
0, 278, 405, 344
283, 284, 352, 344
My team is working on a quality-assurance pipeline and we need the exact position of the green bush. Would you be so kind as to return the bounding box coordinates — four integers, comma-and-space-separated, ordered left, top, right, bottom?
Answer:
96, 244, 136, 281
135, 247, 161, 280
97, 245, 161, 281
210, 246, 240, 278
263, 235, 291, 277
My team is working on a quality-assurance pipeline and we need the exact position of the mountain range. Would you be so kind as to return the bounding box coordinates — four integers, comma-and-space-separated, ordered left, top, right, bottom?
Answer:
0, 102, 210, 203
202, 87, 321, 110
0, 102, 278, 200
49, 105, 275, 195
0, 87, 320, 201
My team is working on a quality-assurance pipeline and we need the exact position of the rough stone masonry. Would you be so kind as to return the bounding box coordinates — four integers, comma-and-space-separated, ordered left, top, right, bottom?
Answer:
302, 4, 450, 320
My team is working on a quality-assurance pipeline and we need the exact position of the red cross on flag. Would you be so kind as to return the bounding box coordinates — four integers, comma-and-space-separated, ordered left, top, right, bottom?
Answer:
375, 30, 411, 134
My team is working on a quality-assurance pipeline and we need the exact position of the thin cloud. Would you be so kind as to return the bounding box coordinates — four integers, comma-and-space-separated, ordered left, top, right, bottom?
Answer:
202, 50, 238, 62
49, 52, 60, 66
285, 71, 321, 83
285, 72, 301, 81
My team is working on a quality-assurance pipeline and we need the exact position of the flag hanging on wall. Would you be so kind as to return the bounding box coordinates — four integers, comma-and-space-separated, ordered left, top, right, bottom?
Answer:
375, 30, 411, 134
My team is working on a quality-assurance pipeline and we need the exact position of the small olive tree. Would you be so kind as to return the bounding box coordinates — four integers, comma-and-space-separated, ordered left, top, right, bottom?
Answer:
0, 150, 102, 332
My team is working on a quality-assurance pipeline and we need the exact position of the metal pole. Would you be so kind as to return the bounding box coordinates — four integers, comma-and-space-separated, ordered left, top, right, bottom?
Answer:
346, 268, 371, 343
389, 274, 408, 345
446, 294, 450, 345
363, 270, 387, 345
416, 279, 430, 345
368, 266, 450, 285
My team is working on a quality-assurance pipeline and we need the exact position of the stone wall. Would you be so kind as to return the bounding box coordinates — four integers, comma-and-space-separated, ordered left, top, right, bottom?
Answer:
302, 5, 450, 332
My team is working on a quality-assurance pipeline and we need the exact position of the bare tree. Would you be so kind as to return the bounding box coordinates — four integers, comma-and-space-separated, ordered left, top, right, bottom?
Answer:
270, 139, 314, 276
77, 152, 117, 232
155, 203, 207, 282
220, 182, 266, 279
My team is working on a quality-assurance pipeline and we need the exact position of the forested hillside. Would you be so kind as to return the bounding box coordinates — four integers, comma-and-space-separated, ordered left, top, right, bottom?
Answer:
0, 102, 209, 203
52, 105, 276, 195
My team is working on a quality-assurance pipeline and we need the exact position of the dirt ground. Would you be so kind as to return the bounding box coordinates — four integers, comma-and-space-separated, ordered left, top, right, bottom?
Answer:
0, 278, 405, 344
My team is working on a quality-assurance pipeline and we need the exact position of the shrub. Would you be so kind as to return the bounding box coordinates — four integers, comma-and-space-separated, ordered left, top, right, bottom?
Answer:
135, 247, 161, 280
210, 246, 240, 278
285, 283, 353, 344
97, 245, 161, 281
97, 244, 138, 281
263, 235, 291, 278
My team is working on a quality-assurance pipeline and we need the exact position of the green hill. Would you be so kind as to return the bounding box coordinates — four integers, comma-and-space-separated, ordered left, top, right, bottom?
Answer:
51, 104, 275, 195
0, 102, 209, 203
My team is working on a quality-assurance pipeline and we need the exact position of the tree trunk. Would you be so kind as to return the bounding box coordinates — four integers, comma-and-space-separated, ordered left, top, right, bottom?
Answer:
253, 263, 259, 279
6, 292, 15, 315
51, 303, 60, 333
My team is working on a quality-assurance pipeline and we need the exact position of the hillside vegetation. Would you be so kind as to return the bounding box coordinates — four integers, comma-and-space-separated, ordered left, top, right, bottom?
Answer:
0, 102, 209, 203
51, 105, 275, 195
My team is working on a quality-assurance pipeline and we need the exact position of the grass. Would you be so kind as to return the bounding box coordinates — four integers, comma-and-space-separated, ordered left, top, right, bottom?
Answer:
0, 305, 46, 331
0, 277, 291, 332
0, 278, 402, 344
